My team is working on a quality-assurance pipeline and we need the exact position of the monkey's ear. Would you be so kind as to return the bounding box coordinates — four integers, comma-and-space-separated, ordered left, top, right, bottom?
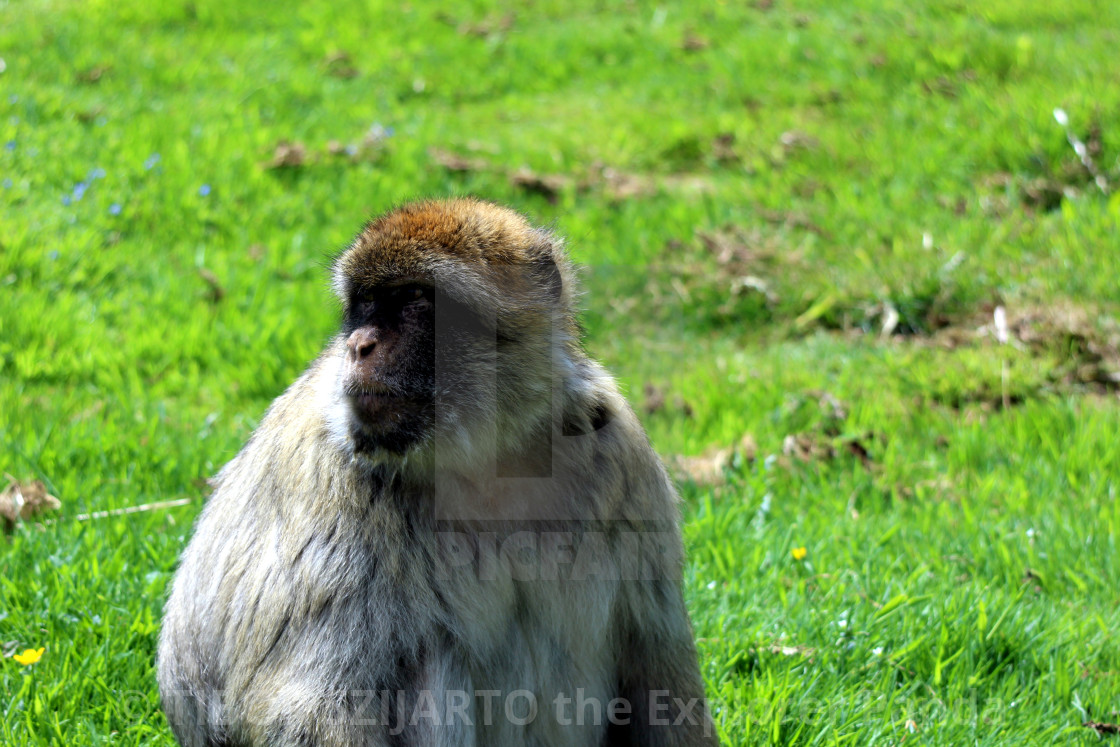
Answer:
531, 254, 564, 302
526, 232, 564, 302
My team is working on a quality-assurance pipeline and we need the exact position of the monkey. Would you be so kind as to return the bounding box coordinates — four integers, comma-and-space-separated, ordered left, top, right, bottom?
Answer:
157, 198, 719, 746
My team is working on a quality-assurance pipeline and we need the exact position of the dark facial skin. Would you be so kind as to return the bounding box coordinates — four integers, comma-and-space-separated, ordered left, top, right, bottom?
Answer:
341, 282, 437, 454
341, 271, 525, 456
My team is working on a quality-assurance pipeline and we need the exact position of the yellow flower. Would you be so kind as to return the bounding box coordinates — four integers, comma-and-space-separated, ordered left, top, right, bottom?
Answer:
791, 547, 807, 561
13, 647, 45, 666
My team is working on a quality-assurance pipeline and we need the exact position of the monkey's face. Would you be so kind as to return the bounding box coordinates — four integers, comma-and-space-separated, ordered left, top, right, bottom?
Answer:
329, 199, 569, 468
339, 282, 438, 454
337, 277, 505, 459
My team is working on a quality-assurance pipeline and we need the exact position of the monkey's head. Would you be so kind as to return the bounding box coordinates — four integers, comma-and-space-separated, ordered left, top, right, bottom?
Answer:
326, 198, 579, 471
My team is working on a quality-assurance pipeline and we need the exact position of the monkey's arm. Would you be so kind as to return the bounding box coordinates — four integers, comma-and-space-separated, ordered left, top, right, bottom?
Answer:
612, 575, 719, 747
572, 388, 719, 746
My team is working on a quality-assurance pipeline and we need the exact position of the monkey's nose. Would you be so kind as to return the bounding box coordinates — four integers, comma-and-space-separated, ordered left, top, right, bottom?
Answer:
346, 327, 378, 360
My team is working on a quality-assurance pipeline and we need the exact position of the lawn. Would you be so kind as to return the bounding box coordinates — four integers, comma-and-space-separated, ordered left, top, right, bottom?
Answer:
1, 0, 1119, 744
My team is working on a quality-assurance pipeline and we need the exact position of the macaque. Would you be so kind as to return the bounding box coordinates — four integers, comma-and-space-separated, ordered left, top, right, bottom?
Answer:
158, 198, 718, 746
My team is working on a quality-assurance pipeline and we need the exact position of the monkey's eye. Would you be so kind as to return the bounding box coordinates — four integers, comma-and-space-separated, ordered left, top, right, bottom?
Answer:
351, 284, 430, 313
392, 284, 431, 304
353, 290, 374, 304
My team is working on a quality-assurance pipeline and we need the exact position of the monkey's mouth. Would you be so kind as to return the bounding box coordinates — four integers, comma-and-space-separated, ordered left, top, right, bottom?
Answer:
351, 391, 400, 409
345, 389, 410, 423
342, 385, 434, 454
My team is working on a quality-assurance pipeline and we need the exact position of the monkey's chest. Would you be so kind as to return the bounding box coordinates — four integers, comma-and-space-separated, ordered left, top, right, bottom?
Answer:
235, 528, 619, 745
426, 568, 619, 745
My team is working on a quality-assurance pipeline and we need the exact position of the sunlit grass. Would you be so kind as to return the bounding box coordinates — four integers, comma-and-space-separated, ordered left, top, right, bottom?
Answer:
2, 0, 1119, 743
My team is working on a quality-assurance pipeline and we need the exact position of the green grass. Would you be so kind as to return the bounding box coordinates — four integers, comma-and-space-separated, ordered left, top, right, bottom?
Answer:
2, 0, 1119, 743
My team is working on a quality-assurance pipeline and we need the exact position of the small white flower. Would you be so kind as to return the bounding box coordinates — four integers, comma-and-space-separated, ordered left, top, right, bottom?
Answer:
1053, 108, 1069, 127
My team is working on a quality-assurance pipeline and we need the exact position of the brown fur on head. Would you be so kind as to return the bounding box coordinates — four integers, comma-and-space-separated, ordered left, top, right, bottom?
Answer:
332, 198, 578, 340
